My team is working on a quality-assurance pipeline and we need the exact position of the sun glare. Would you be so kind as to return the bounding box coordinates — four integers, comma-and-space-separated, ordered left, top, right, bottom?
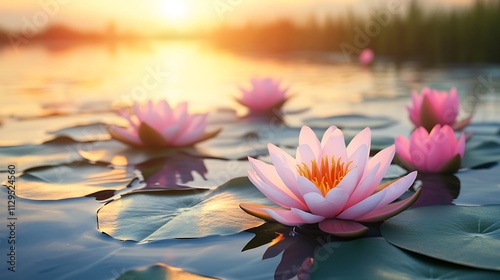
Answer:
161, 0, 189, 25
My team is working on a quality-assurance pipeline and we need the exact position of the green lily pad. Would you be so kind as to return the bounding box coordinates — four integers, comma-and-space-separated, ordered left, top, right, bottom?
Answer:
381, 205, 500, 271
116, 263, 220, 280
311, 237, 500, 279
454, 164, 500, 206
98, 177, 274, 242
10, 161, 137, 200
462, 135, 500, 169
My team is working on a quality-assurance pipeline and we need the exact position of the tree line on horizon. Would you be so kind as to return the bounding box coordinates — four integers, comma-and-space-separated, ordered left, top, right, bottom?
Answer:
1, 1, 499, 64
210, 0, 500, 64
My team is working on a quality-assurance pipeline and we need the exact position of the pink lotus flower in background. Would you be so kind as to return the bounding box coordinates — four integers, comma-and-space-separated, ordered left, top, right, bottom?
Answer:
359, 48, 374, 65
408, 87, 471, 131
237, 78, 290, 113
108, 100, 220, 149
396, 124, 465, 173
240, 126, 420, 237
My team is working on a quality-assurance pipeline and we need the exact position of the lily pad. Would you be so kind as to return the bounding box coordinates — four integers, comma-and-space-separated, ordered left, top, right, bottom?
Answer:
12, 161, 137, 200
462, 135, 500, 169
116, 263, 220, 280
303, 114, 396, 130
311, 237, 500, 279
0, 137, 86, 172
454, 164, 500, 206
48, 122, 111, 142
381, 205, 500, 271
133, 154, 250, 191
98, 177, 274, 242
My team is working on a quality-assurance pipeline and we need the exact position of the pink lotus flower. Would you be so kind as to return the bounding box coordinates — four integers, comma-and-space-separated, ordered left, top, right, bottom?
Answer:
237, 78, 290, 113
240, 126, 420, 237
108, 100, 220, 149
408, 87, 471, 131
359, 48, 374, 65
396, 124, 465, 173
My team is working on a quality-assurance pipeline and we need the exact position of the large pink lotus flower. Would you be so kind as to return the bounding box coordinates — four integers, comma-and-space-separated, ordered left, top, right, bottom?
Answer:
396, 124, 465, 174
237, 78, 290, 113
408, 87, 471, 131
108, 100, 220, 149
359, 48, 374, 65
240, 126, 420, 237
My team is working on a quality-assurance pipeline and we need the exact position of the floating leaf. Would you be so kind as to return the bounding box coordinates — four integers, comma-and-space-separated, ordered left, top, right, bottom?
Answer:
462, 135, 500, 169
48, 122, 110, 142
454, 164, 500, 206
0, 138, 86, 172
11, 161, 137, 200
98, 177, 274, 242
116, 263, 220, 280
303, 114, 396, 130
381, 205, 500, 271
311, 237, 500, 279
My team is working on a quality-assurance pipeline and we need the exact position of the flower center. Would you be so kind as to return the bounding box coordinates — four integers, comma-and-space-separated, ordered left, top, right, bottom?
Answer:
297, 156, 352, 196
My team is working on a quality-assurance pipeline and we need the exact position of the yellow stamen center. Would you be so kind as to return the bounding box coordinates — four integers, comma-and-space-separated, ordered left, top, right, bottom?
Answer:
297, 156, 352, 196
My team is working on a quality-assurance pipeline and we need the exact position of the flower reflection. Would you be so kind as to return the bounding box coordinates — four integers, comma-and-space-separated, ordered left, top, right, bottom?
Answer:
134, 154, 208, 190
108, 99, 220, 149
241, 126, 419, 237
410, 173, 460, 208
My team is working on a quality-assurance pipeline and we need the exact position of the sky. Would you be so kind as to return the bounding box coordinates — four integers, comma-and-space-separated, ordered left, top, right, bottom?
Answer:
0, 0, 476, 35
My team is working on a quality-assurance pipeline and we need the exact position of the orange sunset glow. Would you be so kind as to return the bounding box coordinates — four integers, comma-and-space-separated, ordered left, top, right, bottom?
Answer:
0, 0, 477, 35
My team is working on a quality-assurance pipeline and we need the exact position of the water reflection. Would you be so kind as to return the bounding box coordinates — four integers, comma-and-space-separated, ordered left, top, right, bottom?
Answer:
410, 173, 461, 208
243, 222, 383, 280
134, 153, 208, 190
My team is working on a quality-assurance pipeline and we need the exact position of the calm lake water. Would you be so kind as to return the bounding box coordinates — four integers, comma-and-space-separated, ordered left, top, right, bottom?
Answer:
1, 40, 500, 280
1, 40, 499, 122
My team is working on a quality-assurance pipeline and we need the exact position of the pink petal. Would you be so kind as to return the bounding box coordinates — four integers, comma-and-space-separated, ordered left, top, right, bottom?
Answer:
248, 171, 306, 210
355, 187, 422, 222
344, 162, 380, 208
108, 125, 142, 146
346, 127, 371, 158
268, 144, 302, 199
305, 190, 347, 219
372, 171, 417, 209
320, 126, 338, 145
299, 126, 321, 160
336, 188, 385, 220
362, 145, 395, 192
296, 176, 322, 197
328, 167, 360, 197
248, 157, 305, 208
347, 145, 368, 184
296, 144, 316, 167
409, 127, 429, 171
318, 219, 368, 237
265, 208, 324, 226
320, 128, 347, 162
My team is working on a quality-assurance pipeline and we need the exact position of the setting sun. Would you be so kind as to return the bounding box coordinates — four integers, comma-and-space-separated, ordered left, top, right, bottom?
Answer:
161, 0, 190, 25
